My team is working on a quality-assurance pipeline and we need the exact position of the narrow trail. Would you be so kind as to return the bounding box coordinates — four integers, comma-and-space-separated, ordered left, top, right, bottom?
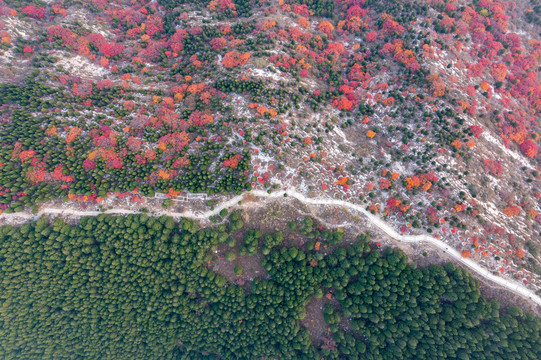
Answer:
2, 188, 540, 307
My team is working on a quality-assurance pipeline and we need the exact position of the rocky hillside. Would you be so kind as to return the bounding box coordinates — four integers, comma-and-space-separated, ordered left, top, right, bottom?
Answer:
0, 0, 540, 291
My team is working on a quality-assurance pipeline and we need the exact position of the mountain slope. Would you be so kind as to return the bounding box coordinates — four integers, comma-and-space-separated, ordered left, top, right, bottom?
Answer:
0, 0, 540, 292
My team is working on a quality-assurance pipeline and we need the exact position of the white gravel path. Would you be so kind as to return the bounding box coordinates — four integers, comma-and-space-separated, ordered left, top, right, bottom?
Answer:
2, 188, 540, 307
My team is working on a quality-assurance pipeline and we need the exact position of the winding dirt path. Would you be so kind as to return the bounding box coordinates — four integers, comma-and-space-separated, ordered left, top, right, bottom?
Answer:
2, 188, 540, 307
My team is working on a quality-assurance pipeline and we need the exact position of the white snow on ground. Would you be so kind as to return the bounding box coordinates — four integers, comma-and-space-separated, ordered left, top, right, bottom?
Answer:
2, 188, 540, 307
253, 151, 276, 164
249, 67, 290, 82
333, 127, 354, 144
0, 48, 15, 60
230, 94, 251, 118
181, 11, 215, 27
300, 77, 321, 91
481, 130, 535, 170
55, 53, 110, 79
87, 23, 114, 40
3, 18, 32, 40
460, 114, 534, 170
391, 161, 405, 174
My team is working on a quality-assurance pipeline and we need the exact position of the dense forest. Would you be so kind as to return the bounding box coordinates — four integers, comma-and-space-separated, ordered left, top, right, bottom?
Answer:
0, 214, 539, 359
0, 0, 540, 284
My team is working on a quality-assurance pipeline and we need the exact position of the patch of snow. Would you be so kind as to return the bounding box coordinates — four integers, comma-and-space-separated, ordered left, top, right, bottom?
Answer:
249, 67, 290, 83
482, 130, 535, 170
332, 127, 353, 144
300, 78, 319, 91
459, 114, 535, 170
56, 53, 110, 79
4, 18, 32, 40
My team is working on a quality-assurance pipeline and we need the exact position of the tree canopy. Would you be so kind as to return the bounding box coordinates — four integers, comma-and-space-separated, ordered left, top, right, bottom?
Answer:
0, 215, 539, 359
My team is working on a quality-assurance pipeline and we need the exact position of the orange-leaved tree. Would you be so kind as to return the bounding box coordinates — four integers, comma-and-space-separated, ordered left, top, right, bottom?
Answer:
318, 21, 334, 36
520, 139, 538, 158
222, 51, 251, 68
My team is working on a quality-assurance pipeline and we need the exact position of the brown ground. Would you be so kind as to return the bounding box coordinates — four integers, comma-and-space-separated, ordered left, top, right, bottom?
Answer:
208, 251, 268, 293
206, 197, 541, 344
300, 297, 331, 346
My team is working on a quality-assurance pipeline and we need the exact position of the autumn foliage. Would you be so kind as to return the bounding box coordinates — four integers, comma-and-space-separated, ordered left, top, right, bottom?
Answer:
2, 0, 541, 278
427, 73, 445, 97
404, 172, 438, 192
222, 51, 251, 68
520, 140, 538, 158
483, 159, 503, 177
503, 206, 521, 217
318, 21, 334, 36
